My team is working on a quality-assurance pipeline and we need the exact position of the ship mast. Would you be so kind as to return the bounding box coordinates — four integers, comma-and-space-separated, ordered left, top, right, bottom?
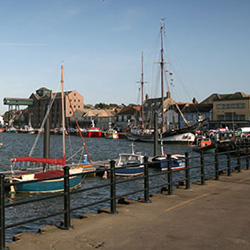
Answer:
140, 51, 145, 128
160, 19, 165, 133
61, 65, 66, 157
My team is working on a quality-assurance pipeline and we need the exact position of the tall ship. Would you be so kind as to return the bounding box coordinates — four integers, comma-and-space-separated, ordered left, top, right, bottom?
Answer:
127, 20, 200, 144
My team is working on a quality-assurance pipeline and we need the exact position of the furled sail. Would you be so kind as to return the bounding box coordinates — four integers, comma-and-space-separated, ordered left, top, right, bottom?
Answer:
10, 155, 66, 166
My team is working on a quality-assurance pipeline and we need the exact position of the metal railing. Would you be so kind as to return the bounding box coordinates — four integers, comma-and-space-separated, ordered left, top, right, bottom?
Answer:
0, 142, 249, 249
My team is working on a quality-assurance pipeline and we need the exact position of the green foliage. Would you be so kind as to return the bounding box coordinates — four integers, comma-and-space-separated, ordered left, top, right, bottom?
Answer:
94, 103, 119, 109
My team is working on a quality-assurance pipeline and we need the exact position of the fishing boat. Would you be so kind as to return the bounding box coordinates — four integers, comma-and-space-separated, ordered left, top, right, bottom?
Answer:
9, 65, 87, 193
86, 120, 102, 138
115, 143, 144, 177
151, 135, 185, 171
104, 123, 119, 139
152, 154, 185, 171
193, 138, 216, 154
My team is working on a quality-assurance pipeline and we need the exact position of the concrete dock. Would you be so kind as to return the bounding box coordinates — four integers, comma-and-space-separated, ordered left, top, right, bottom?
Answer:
7, 169, 250, 250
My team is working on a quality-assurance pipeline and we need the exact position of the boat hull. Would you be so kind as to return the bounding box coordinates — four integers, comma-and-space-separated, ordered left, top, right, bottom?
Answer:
105, 133, 119, 139
14, 175, 82, 194
115, 166, 144, 177
162, 132, 195, 144
127, 132, 195, 144
152, 156, 186, 171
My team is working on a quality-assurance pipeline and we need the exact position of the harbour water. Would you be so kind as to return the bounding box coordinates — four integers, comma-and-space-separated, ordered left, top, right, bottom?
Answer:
0, 133, 213, 241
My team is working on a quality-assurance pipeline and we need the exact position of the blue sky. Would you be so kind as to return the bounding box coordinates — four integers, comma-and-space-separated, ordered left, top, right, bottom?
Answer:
0, 0, 250, 114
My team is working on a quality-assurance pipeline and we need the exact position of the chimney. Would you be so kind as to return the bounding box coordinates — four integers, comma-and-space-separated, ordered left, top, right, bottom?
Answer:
192, 97, 198, 104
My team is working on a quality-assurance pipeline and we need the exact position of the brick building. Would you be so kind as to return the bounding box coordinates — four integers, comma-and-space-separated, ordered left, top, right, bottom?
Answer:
28, 87, 84, 129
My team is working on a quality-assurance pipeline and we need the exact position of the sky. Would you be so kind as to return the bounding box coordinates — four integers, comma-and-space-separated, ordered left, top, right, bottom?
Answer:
0, 0, 250, 114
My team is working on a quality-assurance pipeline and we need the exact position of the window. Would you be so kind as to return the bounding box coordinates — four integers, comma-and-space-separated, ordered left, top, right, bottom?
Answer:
217, 104, 230, 109
231, 103, 245, 109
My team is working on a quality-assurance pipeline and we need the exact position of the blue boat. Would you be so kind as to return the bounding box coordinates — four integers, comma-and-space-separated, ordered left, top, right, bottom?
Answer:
13, 170, 82, 193
115, 143, 144, 177
152, 154, 185, 171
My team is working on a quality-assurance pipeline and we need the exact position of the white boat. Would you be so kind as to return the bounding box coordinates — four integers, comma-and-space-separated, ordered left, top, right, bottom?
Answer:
162, 132, 195, 144
115, 144, 144, 177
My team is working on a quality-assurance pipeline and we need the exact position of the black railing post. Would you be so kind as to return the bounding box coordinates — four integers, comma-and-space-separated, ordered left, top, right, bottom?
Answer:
144, 156, 149, 202
143, 156, 150, 203
237, 146, 241, 173
200, 151, 205, 185
185, 152, 190, 190
110, 160, 117, 213
167, 154, 172, 195
63, 166, 72, 230
215, 148, 219, 180
246, 142, 249, 170
227, 150, 231, 176
0, 174, 7, 250
154, 112, 158, 157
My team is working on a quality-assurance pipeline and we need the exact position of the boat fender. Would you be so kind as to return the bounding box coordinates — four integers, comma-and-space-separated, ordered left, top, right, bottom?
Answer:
102, 163, 108, 179
9, 179, 16, 194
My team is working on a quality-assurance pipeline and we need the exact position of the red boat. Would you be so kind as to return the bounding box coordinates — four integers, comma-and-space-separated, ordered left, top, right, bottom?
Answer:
86, 121, 102, 138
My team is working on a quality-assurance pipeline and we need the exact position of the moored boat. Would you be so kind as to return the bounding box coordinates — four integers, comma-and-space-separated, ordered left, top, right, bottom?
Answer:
152, 154, 185, 171
115, 143, 144, 177
12, 169, 82, 193
9, 65, 87, 193
104, 129, 119, 139
104, 122, 119, 139
193, 138, 216, 154
86, 120, 102, 138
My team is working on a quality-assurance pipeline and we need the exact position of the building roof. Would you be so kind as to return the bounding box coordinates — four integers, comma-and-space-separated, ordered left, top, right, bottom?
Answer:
118, 105, 141, 115
182, 103, 213, 113
201, 92, 249, 104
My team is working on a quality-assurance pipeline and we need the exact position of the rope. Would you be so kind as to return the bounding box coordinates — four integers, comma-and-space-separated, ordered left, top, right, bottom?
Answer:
66, 147, 85, 163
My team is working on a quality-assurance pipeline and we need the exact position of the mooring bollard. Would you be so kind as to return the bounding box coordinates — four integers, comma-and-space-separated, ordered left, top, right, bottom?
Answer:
185, 152, 190, 189
200, 151, 205, 185
167, 154, 172, 195
215, 148, 219, 180
110, 160, 117, 213
143, 156, 150, 203
63, 166, 72, 230
0, 174, 7, 250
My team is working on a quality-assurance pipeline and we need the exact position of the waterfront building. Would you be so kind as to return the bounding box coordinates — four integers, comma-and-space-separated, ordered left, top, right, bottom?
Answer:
142, 91, 196, 131
115, 105, 140, 131
201, 92, 250, 129
28, 87, 84, 129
